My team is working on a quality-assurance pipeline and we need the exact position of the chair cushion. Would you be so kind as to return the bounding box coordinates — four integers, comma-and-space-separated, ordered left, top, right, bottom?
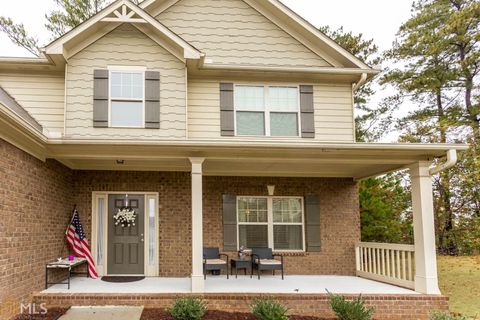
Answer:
205, 259, 226, 265
256, 259, 282, 265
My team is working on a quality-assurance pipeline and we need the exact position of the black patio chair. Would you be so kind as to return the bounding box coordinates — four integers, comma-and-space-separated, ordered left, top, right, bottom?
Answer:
203, 247, 229, 279
251, 247, 284, 280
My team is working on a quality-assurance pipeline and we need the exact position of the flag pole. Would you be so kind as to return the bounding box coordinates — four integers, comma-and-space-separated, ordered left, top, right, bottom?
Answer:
65, 204, 77, 236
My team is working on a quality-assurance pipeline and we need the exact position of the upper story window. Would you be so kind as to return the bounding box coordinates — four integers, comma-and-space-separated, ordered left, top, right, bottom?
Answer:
234, 85, 300, 137
109, 69, 145, 128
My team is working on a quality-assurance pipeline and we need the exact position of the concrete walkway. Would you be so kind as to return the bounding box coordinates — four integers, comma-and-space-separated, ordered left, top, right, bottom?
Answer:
59, 306, 143, 320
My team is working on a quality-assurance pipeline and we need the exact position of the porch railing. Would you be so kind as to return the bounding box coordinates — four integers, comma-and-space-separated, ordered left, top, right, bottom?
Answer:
355, 242, 415, 290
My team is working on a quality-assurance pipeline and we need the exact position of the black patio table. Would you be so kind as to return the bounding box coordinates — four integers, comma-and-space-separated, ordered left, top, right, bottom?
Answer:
230, 257, 252, 278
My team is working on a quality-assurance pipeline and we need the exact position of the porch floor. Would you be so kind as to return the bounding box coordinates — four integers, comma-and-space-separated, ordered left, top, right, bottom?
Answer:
42, 275, 417, 295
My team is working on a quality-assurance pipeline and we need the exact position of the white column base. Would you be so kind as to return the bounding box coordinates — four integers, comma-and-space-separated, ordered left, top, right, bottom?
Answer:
191, 274, 205, 293
415, 275, 441, 295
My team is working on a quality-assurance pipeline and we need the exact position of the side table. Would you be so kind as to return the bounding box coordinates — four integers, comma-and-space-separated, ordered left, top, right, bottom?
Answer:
230, 258, 252, 278
45, 257, 88, 289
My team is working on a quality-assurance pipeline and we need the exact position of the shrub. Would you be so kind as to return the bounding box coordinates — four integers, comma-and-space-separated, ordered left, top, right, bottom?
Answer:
327, 292, 374, 320
430, 311, 467, 320
251, 297, 289, 320
166, 297, 207, 320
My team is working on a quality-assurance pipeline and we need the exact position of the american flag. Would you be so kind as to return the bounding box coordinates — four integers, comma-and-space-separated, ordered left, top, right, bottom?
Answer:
65, 209, 98, 278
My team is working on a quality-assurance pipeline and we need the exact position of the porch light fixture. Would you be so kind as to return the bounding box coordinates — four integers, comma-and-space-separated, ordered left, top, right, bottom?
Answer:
267, 185, 275, 196
116, 160, 125, 165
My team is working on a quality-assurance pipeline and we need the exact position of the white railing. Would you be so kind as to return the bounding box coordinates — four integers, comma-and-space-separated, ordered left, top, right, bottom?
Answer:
355, 242, 415, 290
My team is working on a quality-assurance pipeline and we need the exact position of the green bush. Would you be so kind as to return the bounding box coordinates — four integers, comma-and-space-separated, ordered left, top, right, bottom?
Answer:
430, 311, 467, 320
251, 297, 289, 320
327, 292, 374, 320
166, 297, 207, 320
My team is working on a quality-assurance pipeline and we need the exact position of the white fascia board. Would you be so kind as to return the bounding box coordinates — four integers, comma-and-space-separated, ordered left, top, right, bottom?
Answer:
266, 0, 372, 69
200, 63, 379, 75
45, 138, 469, 153
44, 0, 128, 54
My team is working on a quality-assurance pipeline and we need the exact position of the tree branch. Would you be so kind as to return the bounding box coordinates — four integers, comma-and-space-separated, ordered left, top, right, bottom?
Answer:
0, 16, 40, 56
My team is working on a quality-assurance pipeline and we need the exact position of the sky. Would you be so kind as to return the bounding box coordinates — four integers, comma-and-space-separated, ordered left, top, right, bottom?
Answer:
0, 0, 416, 141
0, 0, 414, 57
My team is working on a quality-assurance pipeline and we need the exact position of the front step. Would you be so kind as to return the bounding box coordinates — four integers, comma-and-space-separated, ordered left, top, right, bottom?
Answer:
59, 306, 144, 320
33, 292, 449, 320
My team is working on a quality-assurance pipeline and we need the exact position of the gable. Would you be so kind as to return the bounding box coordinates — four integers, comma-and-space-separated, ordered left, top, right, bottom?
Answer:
44, 0, 202, 61
66, 24, 187, 140
156, 0, 333, 68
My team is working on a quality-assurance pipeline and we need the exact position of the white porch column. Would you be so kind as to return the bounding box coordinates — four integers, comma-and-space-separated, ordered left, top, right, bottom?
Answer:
189, 157, 205, 293
409, 161, 441, 294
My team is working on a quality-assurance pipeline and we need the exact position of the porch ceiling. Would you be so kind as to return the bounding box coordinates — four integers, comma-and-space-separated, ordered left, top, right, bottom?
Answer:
46, 140, 468, 180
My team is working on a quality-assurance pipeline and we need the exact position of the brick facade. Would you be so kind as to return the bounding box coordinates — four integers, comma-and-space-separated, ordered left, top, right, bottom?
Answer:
0, 139, 74, 320
73, 170, 193, 277
1, 138, 446, 319
73, 172, 359, 277
32, 292, 449, 320
203, 176, 360, 275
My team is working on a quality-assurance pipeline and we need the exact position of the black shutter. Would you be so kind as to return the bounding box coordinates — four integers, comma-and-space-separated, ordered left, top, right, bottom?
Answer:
220, 83, 234, 136
300, 85, 315, 138
305, 195, 321, 252
145, 71, 160, 129
93, 69, 109, 128
223, 194, 237, 251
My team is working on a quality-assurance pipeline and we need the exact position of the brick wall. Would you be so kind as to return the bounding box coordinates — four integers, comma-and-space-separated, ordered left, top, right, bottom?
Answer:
33, 292, 449, 320
74, 173, 359, 277
203, 176, 360, 275
0, 139, 74, 320
73, 170, 192, 277
0, 138, 361, 318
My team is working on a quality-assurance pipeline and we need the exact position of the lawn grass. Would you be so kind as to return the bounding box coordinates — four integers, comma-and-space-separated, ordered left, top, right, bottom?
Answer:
437, 255, 480, 319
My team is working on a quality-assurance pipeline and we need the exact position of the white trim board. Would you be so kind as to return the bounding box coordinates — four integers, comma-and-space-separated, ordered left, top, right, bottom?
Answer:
44, 0, 202, 60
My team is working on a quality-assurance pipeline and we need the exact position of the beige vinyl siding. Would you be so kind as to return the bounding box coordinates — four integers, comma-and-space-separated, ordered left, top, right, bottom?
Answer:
313, 84, 355, 142
0, 72, 65, 133
188, 80, 221, 138
187, 80, 355, 142
66, 24, 186, 139
157, 0, 331, 68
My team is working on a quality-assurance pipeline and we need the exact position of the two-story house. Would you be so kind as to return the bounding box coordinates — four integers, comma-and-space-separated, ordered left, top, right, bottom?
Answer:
0, 0, 467, 319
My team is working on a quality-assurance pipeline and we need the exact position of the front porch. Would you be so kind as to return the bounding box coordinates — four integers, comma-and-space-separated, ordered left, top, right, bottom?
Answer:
34, 276, 448, 320
0, 139, 465, 319
41, 275, 417, 295
52, 142, 463, 295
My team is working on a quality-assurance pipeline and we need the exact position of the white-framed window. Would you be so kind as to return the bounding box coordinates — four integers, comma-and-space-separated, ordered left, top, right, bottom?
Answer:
108, 66, 146, 128
234, 85, 301, 137
237, 196, 305, 251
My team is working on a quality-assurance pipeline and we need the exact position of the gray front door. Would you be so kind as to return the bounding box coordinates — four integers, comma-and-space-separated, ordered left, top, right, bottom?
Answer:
108, 194, 145, 275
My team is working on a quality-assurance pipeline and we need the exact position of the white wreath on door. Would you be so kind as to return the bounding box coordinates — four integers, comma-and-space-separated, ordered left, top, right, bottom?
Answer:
113, 208, 137, 227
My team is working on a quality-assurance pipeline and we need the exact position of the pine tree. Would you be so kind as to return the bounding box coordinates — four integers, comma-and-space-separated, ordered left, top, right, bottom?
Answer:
320, 26, 390, 142
385, 0, 480, 254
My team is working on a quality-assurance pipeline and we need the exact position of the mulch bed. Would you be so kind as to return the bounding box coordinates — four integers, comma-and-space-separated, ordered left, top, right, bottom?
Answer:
12, 307, 69, 320
141, 309, 332, 320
